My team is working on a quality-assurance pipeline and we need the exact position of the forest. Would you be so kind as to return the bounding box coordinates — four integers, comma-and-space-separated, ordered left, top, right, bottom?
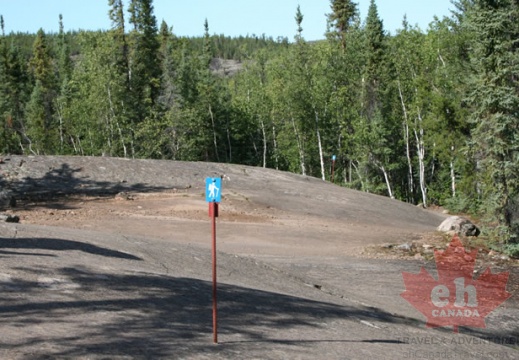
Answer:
0, 0, 518, 256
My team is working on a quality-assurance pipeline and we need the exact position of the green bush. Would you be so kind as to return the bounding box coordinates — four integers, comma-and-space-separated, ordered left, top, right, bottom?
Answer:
444, 195, 480, 215
503, 243, 519, 258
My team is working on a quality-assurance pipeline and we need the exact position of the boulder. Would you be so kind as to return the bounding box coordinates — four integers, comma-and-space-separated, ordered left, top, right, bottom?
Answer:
0, 213, 19, 223
438, 216, 480, 237
0, 190, 16, 209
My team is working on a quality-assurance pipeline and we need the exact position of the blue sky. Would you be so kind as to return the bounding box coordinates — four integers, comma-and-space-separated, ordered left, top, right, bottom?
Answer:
1, 0, 454, 40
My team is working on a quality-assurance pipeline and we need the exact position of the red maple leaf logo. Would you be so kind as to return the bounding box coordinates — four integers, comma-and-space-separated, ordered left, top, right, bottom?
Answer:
401, 235, 511, 333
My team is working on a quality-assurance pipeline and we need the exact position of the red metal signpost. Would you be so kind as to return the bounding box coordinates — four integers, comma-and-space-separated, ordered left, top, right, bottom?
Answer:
206, 177, 221, 344
209, 202, 218, 343
331, 155, 336, 183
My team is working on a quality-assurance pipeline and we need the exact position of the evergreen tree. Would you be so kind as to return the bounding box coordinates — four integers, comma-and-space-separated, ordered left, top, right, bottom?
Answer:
106, 0, 133, 156
108, 0, 130, 87
357, 0, 400, 198
203, 18, 211, 63
419, 18, 472, 208
0, 15, 14, 153
363, 0, 385, 110
128, 0, 161, 108
464, 0, 519, 242
327, 0, 358, 49
0, 14, 8, 151
295, 5, 304, 40
55, 14, 72, 153
57, 14, 72, 85
0, 39, 30, 154
25, 29, 57, 153
157, 20, 177, 108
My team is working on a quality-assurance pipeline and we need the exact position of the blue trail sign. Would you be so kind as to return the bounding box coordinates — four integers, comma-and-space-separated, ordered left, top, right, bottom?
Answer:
205, 177, 222, 203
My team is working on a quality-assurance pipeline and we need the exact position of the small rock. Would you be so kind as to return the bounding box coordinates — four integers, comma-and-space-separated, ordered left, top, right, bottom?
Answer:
0, 190, 16, 209
396, 243, 412, 251
414, 253, 424, 260
381, 243, 394, 249
422, 244, 434, 249
0, 213, 20, 223
115, 192, 134, 201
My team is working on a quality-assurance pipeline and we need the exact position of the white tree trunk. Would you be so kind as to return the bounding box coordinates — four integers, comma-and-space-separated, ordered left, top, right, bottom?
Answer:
107, 86, 126, 157
56, 100, 64, 152
351, 161, 365, 191
314, 110, 325, 181
398, 81, 414, 201
414, 109, 427, 208
450, 146, 456, 197
380, 164, 395, 199
260, 117, 267, 168
382, 167, 395, 199
116, 121, 127, 158
227, 121, 232, 163
291, 116, 305, 176
272, 124, 279, 170
209, 104, 219, 162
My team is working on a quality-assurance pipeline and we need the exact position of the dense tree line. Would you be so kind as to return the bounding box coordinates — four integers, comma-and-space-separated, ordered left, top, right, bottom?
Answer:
0, 0, 518, 255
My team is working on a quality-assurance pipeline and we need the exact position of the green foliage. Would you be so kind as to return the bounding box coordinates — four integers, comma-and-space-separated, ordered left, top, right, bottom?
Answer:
463, 0, 519, 243
1, 0, 518, 255
444, 195, 481, 215
503, 243, 519, 259
23, 29, 58, 154
29, 29, 54, 88
0, 24, 28, 153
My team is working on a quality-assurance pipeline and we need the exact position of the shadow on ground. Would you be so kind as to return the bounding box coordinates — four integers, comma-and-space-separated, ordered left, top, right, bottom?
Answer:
0, 234, 516, 358
1, 160, 170, 209
0, 237, 142, 260
0, 263, 415, 358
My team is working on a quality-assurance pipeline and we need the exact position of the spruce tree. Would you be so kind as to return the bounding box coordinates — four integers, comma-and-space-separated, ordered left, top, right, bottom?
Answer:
295, 5, 304, 41
108, 0, 130, 87
327, 0, 358, 49
359, 0, 398, 199
0, 41, 30, 154
464, 0, 519, 243
106, 0, 134, 156
26, 29, 57, 153
128, 0, 161, 108
56, 14, 72, 153
363, 0, 385, 115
